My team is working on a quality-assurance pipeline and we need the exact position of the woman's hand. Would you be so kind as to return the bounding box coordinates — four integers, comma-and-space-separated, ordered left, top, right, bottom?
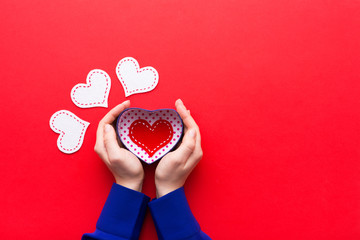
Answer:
155, 99, 203, 198
94, 100, 144, 192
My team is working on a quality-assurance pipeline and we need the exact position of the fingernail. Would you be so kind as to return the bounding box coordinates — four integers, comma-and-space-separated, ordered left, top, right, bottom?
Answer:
188, 129, 196, 138
188, 110, 191, 115
178, 99, 188, 110
105, 124, 112, 133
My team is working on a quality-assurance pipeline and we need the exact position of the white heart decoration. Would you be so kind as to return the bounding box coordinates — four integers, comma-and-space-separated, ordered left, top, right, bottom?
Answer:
71, 69, 111, 108
49, 110, 90, 154
116, 57, 159, 97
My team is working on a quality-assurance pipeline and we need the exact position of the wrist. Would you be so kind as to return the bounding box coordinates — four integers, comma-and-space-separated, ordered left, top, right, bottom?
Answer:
155, 182, 183, 198
116, 178, 143, 192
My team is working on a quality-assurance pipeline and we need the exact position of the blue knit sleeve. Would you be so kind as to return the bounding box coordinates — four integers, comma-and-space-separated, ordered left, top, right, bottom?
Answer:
82, 183, 150, 240
148, 187, 211, 240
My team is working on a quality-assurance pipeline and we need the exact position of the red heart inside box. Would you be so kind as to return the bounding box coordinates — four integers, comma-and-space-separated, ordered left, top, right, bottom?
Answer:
129, 119, 173, 157
116, 108, 183, 164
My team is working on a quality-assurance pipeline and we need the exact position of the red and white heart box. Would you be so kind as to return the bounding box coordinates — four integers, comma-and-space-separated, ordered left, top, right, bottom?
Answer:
116, 108, 184, 164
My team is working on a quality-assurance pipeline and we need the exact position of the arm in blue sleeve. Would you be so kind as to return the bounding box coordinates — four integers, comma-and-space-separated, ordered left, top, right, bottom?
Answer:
82, 183, 150, 240
148, 187, 211, 240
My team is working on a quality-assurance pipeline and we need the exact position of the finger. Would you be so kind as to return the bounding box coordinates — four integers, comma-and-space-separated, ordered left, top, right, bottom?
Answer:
176, 99, 201, 146
174, 128, 197, 163
103, 124, 123, 162
96, 100, 130, 150
101, 100, 131, 125
95, 122, 106, 152
94, 122, 108, 161
188, 123, 203, 166
185, 144, 203, 170
175, 99, 203, 169
175, 99, 199, 130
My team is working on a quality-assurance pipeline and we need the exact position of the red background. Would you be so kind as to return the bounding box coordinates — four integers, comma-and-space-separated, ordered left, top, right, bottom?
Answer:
1, 0, 360, 239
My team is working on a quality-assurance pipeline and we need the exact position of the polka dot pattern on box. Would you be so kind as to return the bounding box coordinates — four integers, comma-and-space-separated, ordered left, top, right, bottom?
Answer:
116, 108, 183, 164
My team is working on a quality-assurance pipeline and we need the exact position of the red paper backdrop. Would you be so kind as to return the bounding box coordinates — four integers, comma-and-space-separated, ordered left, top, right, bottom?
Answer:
1, 0, 360, 239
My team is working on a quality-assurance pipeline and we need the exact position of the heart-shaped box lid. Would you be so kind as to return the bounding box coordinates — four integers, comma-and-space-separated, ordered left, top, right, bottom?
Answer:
116, 108, 184, 164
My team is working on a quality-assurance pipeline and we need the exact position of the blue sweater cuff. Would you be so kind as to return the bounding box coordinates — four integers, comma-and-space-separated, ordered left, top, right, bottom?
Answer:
148, 187, 202, 240
82, 183, 150, 240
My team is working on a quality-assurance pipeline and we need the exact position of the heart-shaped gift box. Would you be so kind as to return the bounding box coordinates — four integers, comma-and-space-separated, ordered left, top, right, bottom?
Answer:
116, 108, 184, 164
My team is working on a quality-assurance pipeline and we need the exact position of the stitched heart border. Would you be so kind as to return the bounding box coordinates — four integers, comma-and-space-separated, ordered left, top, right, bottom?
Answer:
116, 57, 159, 97
49, 110, 90, 154
71, 69, 111, 108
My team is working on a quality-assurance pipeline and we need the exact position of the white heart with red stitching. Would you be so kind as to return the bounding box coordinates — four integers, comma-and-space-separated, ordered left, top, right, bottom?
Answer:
71, 69, 111, 108
49, 110, 90, 154
116, 57, 159, 97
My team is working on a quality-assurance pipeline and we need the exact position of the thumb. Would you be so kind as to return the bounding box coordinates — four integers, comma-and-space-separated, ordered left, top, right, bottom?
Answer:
104, 124, 121, 158
175, 128, 197, 160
